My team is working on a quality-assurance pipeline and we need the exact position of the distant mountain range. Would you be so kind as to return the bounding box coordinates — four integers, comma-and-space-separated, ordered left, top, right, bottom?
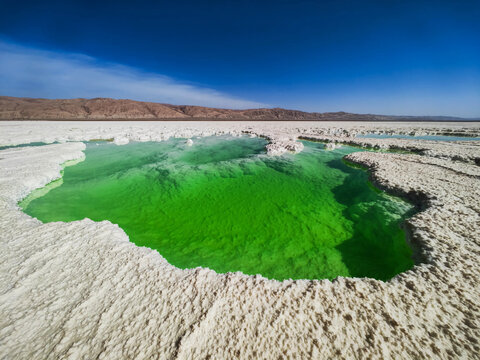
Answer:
0, 96, 478, 121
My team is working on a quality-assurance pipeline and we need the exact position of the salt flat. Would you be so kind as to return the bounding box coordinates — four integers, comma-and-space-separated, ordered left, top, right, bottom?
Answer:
0, 121, 479, 359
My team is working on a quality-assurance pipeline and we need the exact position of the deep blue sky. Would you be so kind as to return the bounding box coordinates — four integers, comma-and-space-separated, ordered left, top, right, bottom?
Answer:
0, 0, 479, 116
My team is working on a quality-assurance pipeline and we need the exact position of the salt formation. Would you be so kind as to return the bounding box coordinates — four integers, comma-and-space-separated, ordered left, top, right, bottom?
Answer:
186, 138, 194, 146
0, 121, 479, 359
324, 142, 340, 151
265, 140, 304, 156
113, 137, 129, 145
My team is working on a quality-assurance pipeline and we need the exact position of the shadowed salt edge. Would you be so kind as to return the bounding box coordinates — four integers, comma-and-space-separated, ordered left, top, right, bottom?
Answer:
1, 121, 479, 359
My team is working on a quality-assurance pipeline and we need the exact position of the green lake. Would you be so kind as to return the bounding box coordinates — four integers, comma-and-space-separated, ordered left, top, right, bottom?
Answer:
20, 136, 415, 281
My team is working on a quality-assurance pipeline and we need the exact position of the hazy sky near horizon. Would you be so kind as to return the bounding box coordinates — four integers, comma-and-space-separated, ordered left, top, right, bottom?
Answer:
0, 0, 479, 117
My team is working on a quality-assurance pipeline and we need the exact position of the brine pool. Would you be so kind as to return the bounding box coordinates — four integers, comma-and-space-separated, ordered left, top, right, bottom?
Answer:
20, 136, 416, 281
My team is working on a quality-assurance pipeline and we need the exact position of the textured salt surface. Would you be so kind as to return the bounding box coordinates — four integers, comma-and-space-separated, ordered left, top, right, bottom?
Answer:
1, 121, 479, 359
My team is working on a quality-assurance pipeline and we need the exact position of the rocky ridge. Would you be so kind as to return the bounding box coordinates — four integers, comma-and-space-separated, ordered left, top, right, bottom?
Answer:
1, 96, 478, 121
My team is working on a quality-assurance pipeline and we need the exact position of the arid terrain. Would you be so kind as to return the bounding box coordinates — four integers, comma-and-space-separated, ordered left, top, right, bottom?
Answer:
0, 120, 479, 359
1, 96, 476, 121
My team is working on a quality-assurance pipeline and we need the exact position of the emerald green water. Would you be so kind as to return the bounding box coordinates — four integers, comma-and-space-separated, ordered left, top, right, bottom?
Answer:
20, 136, 415, 281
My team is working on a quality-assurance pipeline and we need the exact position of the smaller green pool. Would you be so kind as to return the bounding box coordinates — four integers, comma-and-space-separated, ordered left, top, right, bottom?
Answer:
357, 133, 480, 141
20, 136, 415, 281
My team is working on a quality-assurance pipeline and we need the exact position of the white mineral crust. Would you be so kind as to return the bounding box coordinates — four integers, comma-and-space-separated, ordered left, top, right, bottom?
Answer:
0, 121, 479, 359
325, 142, 339, 150
113, 137, 130, 145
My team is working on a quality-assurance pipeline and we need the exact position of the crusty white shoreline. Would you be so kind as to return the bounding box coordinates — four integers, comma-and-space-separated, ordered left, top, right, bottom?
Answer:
0, 121, 479, 359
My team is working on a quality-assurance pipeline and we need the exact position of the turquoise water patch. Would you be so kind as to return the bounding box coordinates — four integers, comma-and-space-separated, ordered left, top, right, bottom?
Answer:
0, 142, 54, 151
357, 133, 480, 141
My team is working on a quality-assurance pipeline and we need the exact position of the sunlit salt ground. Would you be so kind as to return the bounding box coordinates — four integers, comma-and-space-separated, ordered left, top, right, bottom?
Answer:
357, 133, 480, 141
20, 136, 415, 281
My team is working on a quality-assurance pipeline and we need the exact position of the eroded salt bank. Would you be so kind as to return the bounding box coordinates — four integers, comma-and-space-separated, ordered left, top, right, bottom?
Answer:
0, 121, 479, 359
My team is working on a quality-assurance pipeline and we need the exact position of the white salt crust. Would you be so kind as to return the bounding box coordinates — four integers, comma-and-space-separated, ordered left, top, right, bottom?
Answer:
0, 121, 479, 359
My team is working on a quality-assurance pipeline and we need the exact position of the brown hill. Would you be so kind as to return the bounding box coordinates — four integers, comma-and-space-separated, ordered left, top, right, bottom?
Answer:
0, 97, 188, 120
0, 96, 471, 121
